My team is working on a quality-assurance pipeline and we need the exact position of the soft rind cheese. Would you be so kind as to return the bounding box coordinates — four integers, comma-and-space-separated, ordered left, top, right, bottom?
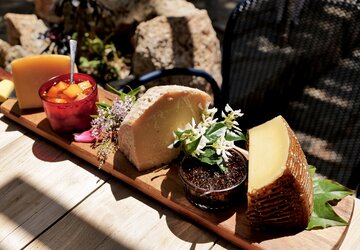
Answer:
11, 55, 72, 109
118, 85, 211, 171
247, 115, 313, 228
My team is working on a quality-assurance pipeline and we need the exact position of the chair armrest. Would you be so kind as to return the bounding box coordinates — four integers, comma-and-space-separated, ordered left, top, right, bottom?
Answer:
112, 68, 222, 109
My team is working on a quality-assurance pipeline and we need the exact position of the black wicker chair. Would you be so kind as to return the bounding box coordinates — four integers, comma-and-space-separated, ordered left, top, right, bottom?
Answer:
221, 0, 360, 190
115, 0, 360, 190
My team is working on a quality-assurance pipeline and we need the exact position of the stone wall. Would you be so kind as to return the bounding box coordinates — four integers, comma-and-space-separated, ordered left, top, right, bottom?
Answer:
0, 0, 222, 90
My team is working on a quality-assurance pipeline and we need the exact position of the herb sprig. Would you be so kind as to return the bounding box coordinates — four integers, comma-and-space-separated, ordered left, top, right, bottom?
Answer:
169, 104, 246, 172
91, 85, 139, 167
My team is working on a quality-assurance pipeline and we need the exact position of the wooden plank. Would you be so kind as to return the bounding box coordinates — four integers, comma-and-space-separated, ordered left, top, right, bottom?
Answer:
0, 113, 27, 150
339, 197, 360, 250
0, 91, 355, 249
27, 179, 217, 249
0, 124, 109, 249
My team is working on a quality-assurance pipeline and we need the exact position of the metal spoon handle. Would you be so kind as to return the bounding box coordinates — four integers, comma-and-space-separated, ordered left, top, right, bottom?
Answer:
69, 39, 77, 84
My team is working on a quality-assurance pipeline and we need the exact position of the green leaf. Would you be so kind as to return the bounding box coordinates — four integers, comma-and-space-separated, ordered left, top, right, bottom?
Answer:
307, 166, 353, 230
198, 155, 215, 165
205, 123, 226, 140
218, 163, 227, 173
202, 148, 216, 157
128, 87, 140, 97
79, 56, 101, 68
184, 136, 201, 154
96, 102, 111, 109
106, 83, 128, 101
309, 165, 316, 177
105, 84, 140, 102
173, 130, 193, 143
198, 148, 218, 166
174, 131, 183, 138
225, 130, 246, 141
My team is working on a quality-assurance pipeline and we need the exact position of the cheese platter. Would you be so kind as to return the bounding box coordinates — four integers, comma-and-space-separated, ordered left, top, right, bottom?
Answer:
0, 87, 355, 250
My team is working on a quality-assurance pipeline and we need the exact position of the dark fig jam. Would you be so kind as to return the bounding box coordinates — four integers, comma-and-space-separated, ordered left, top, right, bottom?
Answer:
179, 149, 247, 210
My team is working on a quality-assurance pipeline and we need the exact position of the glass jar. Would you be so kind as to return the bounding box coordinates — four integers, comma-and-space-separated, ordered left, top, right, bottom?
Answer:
178, 149, 247, 210
39, 73, 98, 134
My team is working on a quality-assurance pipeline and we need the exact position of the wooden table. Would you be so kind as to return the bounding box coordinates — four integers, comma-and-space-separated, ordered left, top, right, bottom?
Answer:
1, 111, 360, 250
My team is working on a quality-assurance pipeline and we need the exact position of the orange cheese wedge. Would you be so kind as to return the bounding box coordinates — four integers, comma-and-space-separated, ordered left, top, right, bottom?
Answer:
11, 55, 73, 109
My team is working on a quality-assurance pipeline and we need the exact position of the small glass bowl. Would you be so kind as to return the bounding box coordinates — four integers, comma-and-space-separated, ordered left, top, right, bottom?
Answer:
39, 73, 98, 134
178, 150, 247, 210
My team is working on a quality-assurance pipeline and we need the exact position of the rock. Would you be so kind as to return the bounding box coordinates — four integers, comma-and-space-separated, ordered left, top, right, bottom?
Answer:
35, 0, 156, 37
132, 9, 222, 91
97, 0, 156, 32
4, 45, 31, 72
35, 0, 63, 24
34, 0, 203, 55
32, 0, 222, 91
4, 13, 50, 55
0, 39, 11, 67
154, 0, 198, 16
0, 39, 30, 71
35, 0, 197, 32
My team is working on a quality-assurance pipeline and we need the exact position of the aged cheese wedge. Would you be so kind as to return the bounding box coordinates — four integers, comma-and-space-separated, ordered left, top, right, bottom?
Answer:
247, 115, 313, 228
11, 55, 73, 109
118, 85, 211, 171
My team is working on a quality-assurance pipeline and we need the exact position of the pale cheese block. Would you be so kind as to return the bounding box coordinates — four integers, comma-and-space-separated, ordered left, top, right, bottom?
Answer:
0, 79, 14, 102
247, 115, 313, 229
118, 85, 211, 171
11, 55, 73, 109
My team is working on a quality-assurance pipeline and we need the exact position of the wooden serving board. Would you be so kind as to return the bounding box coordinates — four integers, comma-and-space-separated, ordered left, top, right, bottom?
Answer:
0, 89, 355, 250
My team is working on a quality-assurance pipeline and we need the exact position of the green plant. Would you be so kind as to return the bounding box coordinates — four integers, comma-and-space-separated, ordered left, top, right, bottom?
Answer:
77, 33, 129, 83
169, 104, 246, 172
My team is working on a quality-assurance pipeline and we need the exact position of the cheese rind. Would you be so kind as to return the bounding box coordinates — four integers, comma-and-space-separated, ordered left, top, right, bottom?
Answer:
247, 115, 313, 228
118, 85, 211, 171
11, 55, 73, 109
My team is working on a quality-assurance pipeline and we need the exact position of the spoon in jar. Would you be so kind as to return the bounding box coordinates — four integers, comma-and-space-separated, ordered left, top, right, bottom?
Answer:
69, 39, 77, 84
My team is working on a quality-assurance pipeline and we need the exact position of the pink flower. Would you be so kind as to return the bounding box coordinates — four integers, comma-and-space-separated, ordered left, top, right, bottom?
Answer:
74, 129, 96, 143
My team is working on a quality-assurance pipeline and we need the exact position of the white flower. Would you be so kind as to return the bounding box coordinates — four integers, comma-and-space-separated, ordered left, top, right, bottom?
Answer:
170, 103, 245, 172
206, 107, 217, 118
184, 118, 197, 131
191, 118, 196, 128
225, 103, 232, 113
222, 148, 233, 162
216, 147, 222, 156
192, 135, 209, 156
213, 136, 235, 162
225, 103, 244, 118
197, 123, 208, 135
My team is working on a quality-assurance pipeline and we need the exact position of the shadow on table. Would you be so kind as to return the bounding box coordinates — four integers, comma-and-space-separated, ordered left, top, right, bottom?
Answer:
108, 172, 218, 246
0, 177, 129, 249
30, 134, 97, 177
1, 115, 27, 133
